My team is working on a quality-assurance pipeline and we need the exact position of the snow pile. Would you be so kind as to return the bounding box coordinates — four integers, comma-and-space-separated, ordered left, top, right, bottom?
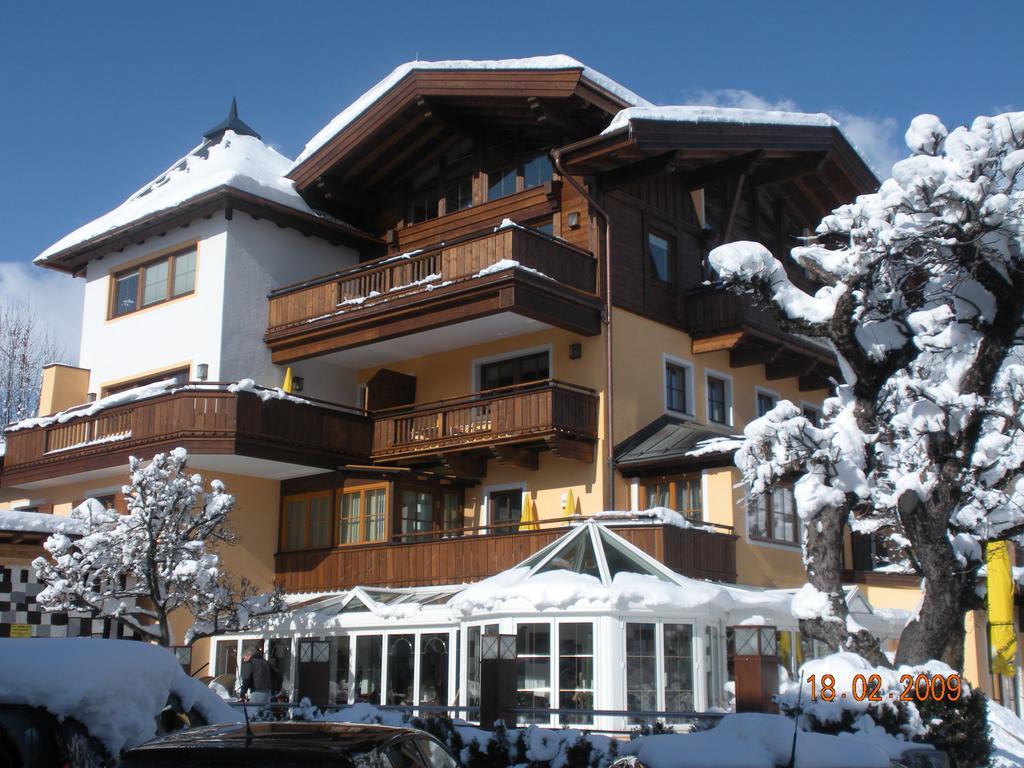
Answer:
0, 639, 239, 755
7, 378, 183, 432
474, 258, 550, 279
227, 378, 311, 405
595, 507, 707, 530
0, 508, 85, 535
604, 104, 837, 135
684, 434, 745, 457
293, 55, 650, 167
988, 699, 1024, 768
37, 131, 317, 263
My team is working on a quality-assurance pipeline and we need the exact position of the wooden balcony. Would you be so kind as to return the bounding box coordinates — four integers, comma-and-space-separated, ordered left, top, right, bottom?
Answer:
1, 385, 373, 488
685, 285, 838, 391
265, 224, 602, 364
370, 380, 599, 465
275, 519, 738, 592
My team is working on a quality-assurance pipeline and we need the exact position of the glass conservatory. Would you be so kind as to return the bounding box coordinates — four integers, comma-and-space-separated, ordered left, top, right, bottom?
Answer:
211, 521, 903, 729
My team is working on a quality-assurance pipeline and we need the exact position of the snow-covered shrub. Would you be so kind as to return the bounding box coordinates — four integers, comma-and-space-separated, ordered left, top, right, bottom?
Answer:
777, 653, 991, 768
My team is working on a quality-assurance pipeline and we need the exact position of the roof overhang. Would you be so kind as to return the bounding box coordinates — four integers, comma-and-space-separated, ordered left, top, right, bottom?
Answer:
555, 119, 879, 222
614, 416, 742, 476
36, 186, 384, 275
288, 67, 637, 192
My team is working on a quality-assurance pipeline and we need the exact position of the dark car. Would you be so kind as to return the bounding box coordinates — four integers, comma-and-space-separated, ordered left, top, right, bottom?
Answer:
116, 722, 460, 768
0, 705, 110, 768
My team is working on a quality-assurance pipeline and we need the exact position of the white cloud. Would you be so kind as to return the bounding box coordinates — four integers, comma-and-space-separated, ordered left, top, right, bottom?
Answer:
0, 261, 83, 364
682, 87, 902, 179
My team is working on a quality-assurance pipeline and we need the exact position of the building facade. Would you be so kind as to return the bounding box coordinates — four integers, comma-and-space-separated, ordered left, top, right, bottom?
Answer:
0, 56, 1015, 715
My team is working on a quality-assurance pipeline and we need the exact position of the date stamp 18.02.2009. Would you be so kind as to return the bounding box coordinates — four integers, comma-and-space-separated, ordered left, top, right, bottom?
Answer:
805, 673, 963, 702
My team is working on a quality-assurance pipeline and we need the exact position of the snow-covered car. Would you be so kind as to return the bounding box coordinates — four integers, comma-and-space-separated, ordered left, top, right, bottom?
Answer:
0, 638, 239, 765
116, 722, 461, 768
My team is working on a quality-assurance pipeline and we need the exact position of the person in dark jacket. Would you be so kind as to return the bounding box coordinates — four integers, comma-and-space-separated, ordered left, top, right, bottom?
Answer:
239, 647, 274, 705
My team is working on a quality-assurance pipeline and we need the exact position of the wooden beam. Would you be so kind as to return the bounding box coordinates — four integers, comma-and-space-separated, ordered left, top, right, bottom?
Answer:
750, 152, 829, 187
766, 355, 818, 381
599, 152, 679, 192
729, 343, 783, 368
681, 150, 765, 191
527, 97, 582, 136
691, 331, 745, 354
489, 445, 540, 471
439, 455, 488, 479
416, 96, 484, 137
546, 436, 594, 463
799, 371, 834, 392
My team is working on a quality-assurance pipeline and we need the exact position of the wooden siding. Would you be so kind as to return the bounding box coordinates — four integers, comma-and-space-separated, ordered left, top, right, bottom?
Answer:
371, 380, 598, 462
1, 387, 373, 486
275, 522, 737, 592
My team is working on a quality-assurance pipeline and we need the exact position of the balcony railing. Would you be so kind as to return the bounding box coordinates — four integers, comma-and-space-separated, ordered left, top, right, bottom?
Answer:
266, 224, 597, 334
370, 380, 598, 461
1, 383, 373, 486
275, 517, 737, 592
684, 285, 779, 339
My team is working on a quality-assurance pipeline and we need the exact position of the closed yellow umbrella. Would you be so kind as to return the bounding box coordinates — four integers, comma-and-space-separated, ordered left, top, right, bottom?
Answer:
282, 367, 294, 394
564, 488, 577, 517
986, 540, 1017, 675
519, 495, 539, 531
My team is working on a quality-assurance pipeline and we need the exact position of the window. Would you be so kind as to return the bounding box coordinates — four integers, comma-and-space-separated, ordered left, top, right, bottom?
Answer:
558, 623, 594, 724
109, 246, 197, 317
282, 493, 332, 551
419, 634, 449, 705
215, 639, 237, 678
488, 164, 517, 201
442, 491, 462, 535
354, 635, 383, 704
487, 144, 552, 202
329, 636, 350, 705
642, 475, 702, 522
706, 374, 731, 425
516, 623, 551, 723
478, 351, 549, 391
748, 485, 798, 545
400, 490, 434, 542
647, 231, 674, 284
105, 367, 190, 396
337, 486, 387, 545
663, 623, 694, 715
522, 153, 553, 190
408, 186, 441, 223
625, 623, 657, 721
386, 634, 415, 705
443, 175, 473, 215
803, 404, 822, 427
665, 361, 691, 414
489, 490, 522, 534
705, 626, 725, 708
756, 391, 777, 417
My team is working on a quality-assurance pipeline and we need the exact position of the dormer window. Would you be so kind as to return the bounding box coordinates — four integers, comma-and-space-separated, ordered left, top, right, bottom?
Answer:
110, 245, 197, 318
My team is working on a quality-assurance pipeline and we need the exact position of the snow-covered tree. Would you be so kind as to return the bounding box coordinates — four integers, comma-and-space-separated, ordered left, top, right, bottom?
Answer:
0, 300, 66, 434
708, 112, 1024, 669
33, 448, 283, 645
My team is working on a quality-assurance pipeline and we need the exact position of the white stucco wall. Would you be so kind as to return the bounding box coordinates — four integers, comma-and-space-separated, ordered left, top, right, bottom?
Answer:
219, 214, 361, 404
78, 219, 228, 394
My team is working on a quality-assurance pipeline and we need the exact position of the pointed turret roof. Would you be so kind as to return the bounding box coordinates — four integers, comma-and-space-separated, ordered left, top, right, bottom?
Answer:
203, 98, 262, 141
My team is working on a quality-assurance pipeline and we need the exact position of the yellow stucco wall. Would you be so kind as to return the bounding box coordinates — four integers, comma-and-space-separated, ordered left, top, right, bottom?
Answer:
37, 364, 91, 417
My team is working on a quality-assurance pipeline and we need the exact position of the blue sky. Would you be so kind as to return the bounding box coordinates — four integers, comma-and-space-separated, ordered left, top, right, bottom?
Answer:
1, 0, 1020, 343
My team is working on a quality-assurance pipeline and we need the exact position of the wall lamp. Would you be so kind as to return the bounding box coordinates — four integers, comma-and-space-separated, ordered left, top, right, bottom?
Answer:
567, 211, 581, 229
195, 363, 209, 381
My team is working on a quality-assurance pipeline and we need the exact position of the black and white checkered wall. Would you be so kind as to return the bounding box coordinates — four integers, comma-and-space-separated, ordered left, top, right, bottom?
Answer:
0, 565, 138, 640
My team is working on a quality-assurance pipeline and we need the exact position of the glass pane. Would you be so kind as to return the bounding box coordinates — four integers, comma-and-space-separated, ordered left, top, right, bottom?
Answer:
365, 488, 386, 542
172, 249, 196, 296
537, 531, 600, 578
666, 364, 688, 412
523, 153, 552, 189
664, 623, 694, 717
339, 492, 361, 545
443, 492, 462, 534
757, 393, 776, 417
215, 640, 238, 679
354, 635, 383, 705
708, 378, 726, 423
444, 175, 473, 214
268, 638, 292, 698
648, 233, 671, 282
489, 491, 521, 534
401, 490, 433, 541
602, 534, 672, 581
386, 634, 415, 705
285, 499, 308, 550
467, 626, 482, 709
309, 496, 331, 548
516, 623, 551, 724
114, 272, 139, 316
558, 623, 593, 724
488, 165, 517, 201
330, 636, 351, 705
419, 633, 449, 705
142, 259, 169, 306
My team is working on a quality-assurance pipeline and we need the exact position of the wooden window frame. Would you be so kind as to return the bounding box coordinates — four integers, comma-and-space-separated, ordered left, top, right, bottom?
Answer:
488, 489, 523, 534
392, 483, 466, 542
108, 246, 197, 319
641, 474, 703, 522
747, 484, 799, 546
336, 483, 389, 547
665, 361, 691, 415
280, 490, 334, 552
478, 351, 550, 392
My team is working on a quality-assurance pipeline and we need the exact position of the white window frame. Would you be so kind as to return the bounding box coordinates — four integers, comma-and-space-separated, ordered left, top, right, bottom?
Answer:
480, 482, 527, 531
754, 387, 780, 419
703, 369, 734, 427
470, 344, 553, 393
662, 353, 695, 417
622, 619, 702, 717
800, 400, 824, 426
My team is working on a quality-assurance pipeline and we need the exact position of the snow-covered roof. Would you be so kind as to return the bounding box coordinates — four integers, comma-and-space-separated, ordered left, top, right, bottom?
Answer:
0, 638, 239, 755
603, 105, 839, 135
291, 55, 652, 169
0, 508, 85, 535
36, 131, 321, 264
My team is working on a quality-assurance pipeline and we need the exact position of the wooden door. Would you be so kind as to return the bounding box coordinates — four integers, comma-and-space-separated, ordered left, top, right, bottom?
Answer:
296, 639, 331, 705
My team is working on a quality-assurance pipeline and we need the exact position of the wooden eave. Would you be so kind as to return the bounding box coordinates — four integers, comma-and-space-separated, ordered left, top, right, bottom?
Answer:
556, 119, 879, 217
36, 186, 385, 275
289, 67, 634, 190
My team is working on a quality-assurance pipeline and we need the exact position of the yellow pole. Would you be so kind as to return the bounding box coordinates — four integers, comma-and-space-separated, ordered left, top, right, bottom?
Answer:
987, 540, 1017, 676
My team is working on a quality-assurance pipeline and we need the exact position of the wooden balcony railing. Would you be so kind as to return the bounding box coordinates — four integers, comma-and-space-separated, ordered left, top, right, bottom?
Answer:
684, 285, 779, 339
275, 518, 738, 592
370, 380, 598, 461
1, 384, 373, 486
267, 224, 597, 334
